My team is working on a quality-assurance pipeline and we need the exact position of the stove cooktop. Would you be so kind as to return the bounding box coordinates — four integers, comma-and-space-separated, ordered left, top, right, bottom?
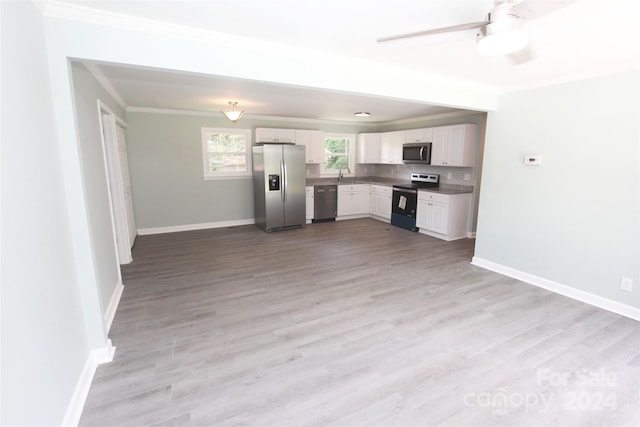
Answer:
393, 173, 439, 190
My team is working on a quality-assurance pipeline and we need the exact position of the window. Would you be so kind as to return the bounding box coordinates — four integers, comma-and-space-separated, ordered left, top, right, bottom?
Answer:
322, 133, 355, 176
201, 128, 252, 179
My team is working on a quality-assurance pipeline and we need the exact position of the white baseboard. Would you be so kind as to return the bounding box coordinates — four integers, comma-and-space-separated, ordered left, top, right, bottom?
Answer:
466, 231, 477, 238
471, 257, 640, 321
61, 340, 115, 427
336, 214, 369, 221
104, 280, 123, 333
138, 218, 255, 235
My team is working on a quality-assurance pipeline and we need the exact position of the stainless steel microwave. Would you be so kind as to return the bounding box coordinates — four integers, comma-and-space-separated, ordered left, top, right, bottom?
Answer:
402, 143, 432, 164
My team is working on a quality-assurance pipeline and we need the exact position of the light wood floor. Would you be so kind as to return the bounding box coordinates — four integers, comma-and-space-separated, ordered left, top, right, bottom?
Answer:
80, 219, 640, 426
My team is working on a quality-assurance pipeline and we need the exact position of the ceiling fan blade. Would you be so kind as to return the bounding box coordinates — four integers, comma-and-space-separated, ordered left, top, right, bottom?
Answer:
377, 21, 488, 43
510, 0, 574, 20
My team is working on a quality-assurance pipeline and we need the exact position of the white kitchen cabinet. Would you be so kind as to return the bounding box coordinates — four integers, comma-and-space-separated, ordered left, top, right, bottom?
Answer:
255, 128, 296, 143
380, 131, 405, 164
305, 186, 314, 223
356, 133, 381, 164
430, 124, 476, 167
337, 184, 370, 219
405, 128, 433, 143
416, 190, 471, 241
369, 184, 392, 222
296, 130, 325, 164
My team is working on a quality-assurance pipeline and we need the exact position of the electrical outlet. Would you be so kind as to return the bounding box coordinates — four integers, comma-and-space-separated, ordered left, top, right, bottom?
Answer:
620, 277, 633, 292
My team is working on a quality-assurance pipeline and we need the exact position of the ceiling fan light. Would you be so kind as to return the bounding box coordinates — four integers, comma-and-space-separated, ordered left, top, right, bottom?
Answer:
476, 19, 528, 56
221, 101, 245, 122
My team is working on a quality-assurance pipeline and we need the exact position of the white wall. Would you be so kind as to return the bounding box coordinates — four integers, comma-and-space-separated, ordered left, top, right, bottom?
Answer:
0, 2, 90, 424
475, 70, 639, 310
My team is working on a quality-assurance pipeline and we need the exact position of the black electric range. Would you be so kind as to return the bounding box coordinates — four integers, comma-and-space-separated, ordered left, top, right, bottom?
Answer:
391, 173, 439, 231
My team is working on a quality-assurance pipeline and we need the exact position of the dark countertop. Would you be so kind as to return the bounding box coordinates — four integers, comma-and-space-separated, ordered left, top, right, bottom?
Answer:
419, 186, 474, 195
306, 177, 473, 194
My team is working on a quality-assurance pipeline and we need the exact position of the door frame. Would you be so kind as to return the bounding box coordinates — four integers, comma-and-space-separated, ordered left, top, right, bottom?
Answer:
97, 100, 134, 264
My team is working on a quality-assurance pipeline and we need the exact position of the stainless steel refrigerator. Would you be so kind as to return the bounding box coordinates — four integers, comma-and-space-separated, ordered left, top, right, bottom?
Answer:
252, 143, 306, 232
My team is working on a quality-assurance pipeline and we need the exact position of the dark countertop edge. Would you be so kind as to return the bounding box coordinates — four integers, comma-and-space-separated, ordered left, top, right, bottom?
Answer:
418, 187, 474, 195
305, 177, 473, 194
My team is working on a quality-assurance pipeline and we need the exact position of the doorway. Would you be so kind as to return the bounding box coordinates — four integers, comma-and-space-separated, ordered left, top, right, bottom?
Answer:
99, 101, 137, 264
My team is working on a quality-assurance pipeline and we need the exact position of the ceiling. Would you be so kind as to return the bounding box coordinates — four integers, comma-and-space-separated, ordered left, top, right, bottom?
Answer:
55, 0, 640, 123
88, 62, 464, 123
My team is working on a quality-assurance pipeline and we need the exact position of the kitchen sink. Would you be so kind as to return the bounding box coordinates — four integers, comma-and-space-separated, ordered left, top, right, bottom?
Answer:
333, 179, 366, 185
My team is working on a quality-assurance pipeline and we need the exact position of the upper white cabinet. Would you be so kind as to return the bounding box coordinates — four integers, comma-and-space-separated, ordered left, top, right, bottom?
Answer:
430, 124, 477, 167
405, 128, 433, 143
380, 131, 405, 164
255, 128, 295, 143
296, 130, 324, 164
356, 133, 381, 164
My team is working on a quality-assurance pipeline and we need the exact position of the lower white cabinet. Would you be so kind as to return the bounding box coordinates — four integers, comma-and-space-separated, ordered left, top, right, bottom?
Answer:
416, 191, 471, 240
305, 186, 314, 223
369, 184, 392, 222
337, 184, 369, 219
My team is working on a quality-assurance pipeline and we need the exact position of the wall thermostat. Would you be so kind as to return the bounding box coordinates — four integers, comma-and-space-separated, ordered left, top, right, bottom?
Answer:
524, 154, 542, 165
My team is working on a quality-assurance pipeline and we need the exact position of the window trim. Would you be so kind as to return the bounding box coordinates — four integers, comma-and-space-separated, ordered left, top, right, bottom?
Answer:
321, 133, 356, 177
201, 127, 252, 180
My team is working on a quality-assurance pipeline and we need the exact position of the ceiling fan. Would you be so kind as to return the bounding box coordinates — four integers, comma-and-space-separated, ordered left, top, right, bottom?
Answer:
377, 0, 573, 61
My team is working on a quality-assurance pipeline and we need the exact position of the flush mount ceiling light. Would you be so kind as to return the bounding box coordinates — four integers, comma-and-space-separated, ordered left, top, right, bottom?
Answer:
354, 112, 371, 117
476, 16, 528, 56
221, 101, 244, 122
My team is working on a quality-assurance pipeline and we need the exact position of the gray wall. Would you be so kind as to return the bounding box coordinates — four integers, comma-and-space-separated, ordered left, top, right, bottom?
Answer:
127, 111, 486, 230
70, 62, 126, 315
1, 2, 89, 424
475, 70, 639, 307
126, 112, 369, 229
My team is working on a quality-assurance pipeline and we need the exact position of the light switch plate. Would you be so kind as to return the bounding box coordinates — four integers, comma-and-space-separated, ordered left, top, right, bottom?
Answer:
524, 154, 542, 165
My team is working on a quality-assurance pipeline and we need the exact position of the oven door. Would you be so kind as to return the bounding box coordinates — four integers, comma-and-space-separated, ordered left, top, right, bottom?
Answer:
392, 188, 417, 217
391, 188, 418, 231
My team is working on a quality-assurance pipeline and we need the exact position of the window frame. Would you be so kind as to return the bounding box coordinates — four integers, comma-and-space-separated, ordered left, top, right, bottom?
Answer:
201, 127, 252, 180
321, 133, 356, 177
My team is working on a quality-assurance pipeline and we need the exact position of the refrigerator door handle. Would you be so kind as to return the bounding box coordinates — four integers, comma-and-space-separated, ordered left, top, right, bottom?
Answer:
280, 159, 286, 203
282, 160, 288, 202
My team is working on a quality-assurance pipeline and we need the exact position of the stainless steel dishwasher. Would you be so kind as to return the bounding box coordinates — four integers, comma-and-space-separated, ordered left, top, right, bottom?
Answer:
313, 185, 337, 222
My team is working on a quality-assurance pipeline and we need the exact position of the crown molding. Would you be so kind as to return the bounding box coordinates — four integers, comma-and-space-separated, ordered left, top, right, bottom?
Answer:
34, 0, 301, 55
124, 106, 482, 127
377, 109, 484, 126
125, 107, 379, 127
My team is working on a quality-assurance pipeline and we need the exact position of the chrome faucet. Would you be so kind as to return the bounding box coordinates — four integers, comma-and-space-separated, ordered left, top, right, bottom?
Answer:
338, 165, 351, 183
